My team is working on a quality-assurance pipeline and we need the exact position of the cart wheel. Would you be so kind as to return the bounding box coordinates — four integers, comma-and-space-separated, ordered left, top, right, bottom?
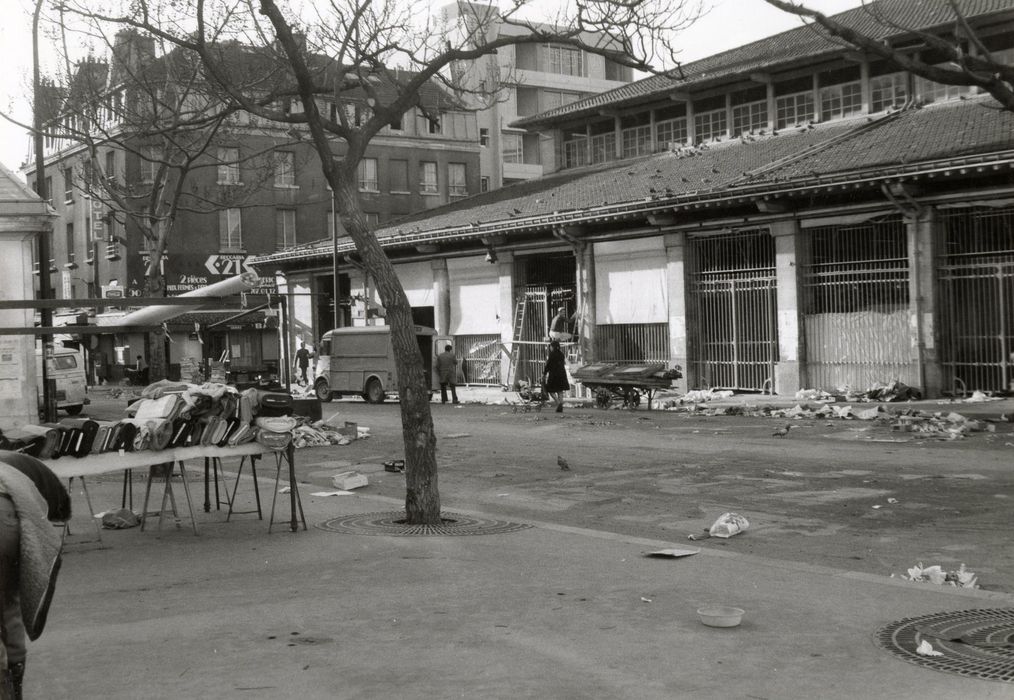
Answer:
624, 389, 641, 409
594, 389, 612, 409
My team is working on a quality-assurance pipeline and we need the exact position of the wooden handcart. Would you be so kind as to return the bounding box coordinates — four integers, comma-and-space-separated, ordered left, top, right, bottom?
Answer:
572, 362, 682, 410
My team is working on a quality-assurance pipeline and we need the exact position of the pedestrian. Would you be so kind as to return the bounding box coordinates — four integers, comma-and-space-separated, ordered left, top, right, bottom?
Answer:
542, 339, 569, 413
0, 451, 70, 700
435, 344, 460, 404
548, 306, 574, 342
294, 342, 311, 385
128, 354, 148, 386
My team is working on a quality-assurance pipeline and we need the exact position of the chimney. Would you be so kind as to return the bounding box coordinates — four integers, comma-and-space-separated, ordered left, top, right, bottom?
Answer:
109, 29, 156, 86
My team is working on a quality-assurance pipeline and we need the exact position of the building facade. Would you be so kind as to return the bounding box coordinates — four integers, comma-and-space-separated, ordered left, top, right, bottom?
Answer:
23, 34, 481, 382
259, 0, 1014, 399
442, 1, 634, 192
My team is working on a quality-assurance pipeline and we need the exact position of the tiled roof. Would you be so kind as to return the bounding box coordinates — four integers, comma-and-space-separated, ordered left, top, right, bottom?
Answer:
256, 95, 1014, 266
513, 0, 1014, 128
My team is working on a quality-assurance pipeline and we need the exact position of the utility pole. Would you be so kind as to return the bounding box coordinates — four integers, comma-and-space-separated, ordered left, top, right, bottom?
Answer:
33, 0, 56, 422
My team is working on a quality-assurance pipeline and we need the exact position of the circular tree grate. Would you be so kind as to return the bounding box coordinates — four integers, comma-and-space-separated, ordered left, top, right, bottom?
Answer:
316, 511, 533, 537
877, 608, 1014, 682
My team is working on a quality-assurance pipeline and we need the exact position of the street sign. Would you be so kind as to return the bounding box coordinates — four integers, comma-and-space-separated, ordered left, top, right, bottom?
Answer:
205, 254, 256, 276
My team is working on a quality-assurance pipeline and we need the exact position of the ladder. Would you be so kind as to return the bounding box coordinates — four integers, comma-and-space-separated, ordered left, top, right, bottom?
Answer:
506, 297, 526, 387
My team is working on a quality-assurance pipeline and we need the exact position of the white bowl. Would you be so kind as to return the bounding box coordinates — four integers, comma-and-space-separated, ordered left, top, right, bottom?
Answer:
697, 605, 745, 627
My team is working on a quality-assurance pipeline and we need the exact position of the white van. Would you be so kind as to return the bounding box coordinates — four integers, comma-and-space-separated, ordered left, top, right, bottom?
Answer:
36, 346, 89, 415
313, 325, 436, 403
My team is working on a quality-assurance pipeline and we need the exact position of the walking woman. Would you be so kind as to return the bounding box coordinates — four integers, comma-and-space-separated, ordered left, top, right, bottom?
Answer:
542, 339, 569, 413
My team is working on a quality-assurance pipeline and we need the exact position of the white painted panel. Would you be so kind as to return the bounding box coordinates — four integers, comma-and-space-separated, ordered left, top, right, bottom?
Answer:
594, 239, 667, 324
395, 261, 433, 307
449, 257, 499, 334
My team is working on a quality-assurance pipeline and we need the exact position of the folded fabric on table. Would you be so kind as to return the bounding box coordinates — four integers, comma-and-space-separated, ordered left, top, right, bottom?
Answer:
17, 424, 63, 459
255, 428, 292, 451
59, 418, 99, 458
131, 394, 183, 422
167, 418, 192, 449
121, 418, 173, 452
227, 423, 256, 446
91, 421, 118, 454
255, 416, 297, 433
0, 427, 50, 458
42, 423, 76, 458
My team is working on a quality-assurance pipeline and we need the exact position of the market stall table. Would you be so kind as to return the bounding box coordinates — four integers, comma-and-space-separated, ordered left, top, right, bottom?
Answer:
45, 442, 305, 534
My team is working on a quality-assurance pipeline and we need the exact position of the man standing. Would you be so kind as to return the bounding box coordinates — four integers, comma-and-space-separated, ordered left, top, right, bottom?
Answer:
294, 342, 311, 385
435, 344, 460, 404
0, 452, 69, 700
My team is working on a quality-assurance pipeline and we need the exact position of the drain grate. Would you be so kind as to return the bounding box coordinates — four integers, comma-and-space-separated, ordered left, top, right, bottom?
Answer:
316, 511, 532, 537
877, 608, 1014, 682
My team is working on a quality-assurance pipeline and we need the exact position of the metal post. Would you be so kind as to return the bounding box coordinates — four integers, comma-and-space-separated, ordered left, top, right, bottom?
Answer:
280, 298, 291, 391
33, 0, 55, 422
332, 192, 339, 330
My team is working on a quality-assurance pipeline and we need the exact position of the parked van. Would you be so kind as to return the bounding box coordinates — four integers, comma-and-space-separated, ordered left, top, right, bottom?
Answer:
35, 345, 89, 415
313, 325, 436, 403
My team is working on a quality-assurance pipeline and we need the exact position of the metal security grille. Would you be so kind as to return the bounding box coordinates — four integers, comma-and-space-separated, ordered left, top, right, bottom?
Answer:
688, 230, 778, 390
595, 323, 670, 365
801, 216, 916, 391
938, 207, 1014, 393
453, 334, 502, 385
512, 286, 551, 386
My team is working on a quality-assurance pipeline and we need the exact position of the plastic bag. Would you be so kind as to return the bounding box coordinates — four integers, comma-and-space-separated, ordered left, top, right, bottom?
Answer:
709, 512, 749, 538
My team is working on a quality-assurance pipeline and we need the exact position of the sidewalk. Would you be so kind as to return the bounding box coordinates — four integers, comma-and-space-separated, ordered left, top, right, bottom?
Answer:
29, 471, 1014, 699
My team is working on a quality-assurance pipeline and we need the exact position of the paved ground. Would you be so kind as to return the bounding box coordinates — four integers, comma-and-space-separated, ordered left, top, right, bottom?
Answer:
26, 386, 1014, 698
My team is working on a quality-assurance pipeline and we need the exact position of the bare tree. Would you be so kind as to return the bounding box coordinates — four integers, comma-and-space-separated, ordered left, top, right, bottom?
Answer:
57, 0, 701, 524
764, 0, 1014, 111
16, 19, 292, 381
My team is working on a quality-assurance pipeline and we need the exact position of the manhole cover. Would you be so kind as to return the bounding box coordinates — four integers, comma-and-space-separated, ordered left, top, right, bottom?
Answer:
316, 511, 532, 536
877, 608, 1014, 682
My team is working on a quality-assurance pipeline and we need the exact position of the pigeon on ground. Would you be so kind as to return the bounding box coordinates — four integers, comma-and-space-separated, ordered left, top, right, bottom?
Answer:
772, 424, 791, 438
557, 456, 570, 471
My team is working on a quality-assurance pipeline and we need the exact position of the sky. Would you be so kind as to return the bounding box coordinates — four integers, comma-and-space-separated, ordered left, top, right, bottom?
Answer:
0, 0, 866, 179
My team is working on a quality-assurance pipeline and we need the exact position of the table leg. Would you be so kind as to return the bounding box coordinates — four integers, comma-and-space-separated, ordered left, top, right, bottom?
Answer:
203, 456, 211, 512
177, 461, 199, 536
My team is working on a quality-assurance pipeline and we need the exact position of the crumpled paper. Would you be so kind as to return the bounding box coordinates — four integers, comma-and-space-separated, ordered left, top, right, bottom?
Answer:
709, 512, 749, 538
916, 639, 944, 656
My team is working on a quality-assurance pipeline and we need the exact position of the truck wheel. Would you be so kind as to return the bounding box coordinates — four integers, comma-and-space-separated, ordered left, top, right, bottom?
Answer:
363, 378, 385, 404
64, 405, 84, 416
314, 379, 333, 402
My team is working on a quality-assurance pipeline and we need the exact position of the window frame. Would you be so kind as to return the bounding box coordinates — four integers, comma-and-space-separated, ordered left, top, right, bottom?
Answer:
219, 208, 243, 251
448, 162, 467, 197
273, 150, 296, 187
419, 161, 438, 194
357, 157, 379, 192
217, 147, 241, 185
275, 208, 296, 250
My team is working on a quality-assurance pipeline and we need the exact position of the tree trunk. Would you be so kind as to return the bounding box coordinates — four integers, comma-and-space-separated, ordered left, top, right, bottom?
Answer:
145, 273, 167, 383
335, 182, 441, 524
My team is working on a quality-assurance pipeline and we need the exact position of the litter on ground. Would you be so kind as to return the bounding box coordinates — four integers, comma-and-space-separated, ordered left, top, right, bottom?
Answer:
896, 562, 979, 589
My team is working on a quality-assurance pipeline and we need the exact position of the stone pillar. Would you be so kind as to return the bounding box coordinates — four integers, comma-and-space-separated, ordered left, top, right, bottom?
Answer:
431, 258, 450, 337
496, 251, 514, 386
771, 220, 804, 395
909, 207, 942, 397
664, 232, 690, 393
574, 241, 596, 365
0, 208, 54, 427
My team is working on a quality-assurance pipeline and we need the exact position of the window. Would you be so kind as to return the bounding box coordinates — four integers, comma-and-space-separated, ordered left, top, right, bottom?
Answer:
219, 208, 242, 250
870, 72, 908, 112
480, 176, 490, 193
656, 117, 688, 150
448, 163, 467, 196
545, 44, 584, 76
914, 74, 969, 103
542, 89, 581, 110
218, 147, 240, 184
105, 150, 116, 183
621, 125, 652, 158
731, 100, 768, 134
63, 167, 74, 203
357, 158, 379, 192
419, 161, 438, 194
479, 128, 489, 147
389, 159, 409, 193
502, 132, 523, 163
141, 147, 162, 184
273, 150, 295, 187
65, 223, 75, 265
775, 91, 815, 129
819, 81, 862, 121
364, 212, 380, 229
275, 209, 296, 250
694, 108, 727, 142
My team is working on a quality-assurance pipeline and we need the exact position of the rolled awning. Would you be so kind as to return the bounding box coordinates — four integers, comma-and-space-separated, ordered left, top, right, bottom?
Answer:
116, 272, 262, 327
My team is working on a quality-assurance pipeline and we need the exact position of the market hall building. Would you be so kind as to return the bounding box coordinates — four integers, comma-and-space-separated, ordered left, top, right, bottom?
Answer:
256, 0, 1014, 399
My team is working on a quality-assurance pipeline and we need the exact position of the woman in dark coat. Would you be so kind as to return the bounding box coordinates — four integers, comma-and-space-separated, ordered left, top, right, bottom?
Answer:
542, 340, 569, 413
